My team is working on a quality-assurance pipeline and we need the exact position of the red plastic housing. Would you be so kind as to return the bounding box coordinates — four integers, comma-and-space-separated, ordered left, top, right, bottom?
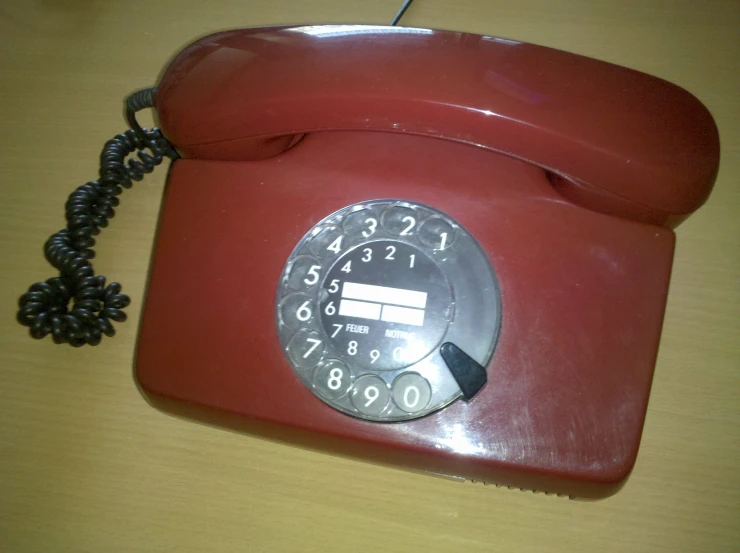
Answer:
136, 26, 719, 498
154, 26, 719, 226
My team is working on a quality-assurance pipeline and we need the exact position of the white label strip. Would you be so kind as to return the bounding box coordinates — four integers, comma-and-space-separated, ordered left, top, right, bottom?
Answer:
338, 299, 381, 320
381, 305, 425, 326
341, 282, 427, 309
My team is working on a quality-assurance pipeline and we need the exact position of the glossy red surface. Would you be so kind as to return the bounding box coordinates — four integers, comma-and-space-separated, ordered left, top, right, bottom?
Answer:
155, 26, 719, 225
136, 131, 675, 498
138, 26, 719, 497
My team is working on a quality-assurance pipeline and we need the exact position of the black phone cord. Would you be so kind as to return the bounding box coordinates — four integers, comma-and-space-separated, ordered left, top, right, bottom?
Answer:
16, 88, 178, 346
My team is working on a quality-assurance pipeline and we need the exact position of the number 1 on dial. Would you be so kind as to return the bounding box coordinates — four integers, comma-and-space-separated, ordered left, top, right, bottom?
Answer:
438, 232, 448, 250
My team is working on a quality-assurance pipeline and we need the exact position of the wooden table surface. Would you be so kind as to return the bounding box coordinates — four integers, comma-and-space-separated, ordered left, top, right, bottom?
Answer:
1, 1, 738, 551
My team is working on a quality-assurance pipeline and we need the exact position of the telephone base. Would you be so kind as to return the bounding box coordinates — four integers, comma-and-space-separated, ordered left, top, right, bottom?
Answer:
136, 130, 674, 499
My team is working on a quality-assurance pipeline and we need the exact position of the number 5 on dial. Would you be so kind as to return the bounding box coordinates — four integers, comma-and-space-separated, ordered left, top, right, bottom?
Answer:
304, 265, 321, 285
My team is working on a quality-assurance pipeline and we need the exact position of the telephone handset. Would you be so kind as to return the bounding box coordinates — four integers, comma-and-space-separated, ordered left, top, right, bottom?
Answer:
155, 25, 718, 225
19, 25, 719, 497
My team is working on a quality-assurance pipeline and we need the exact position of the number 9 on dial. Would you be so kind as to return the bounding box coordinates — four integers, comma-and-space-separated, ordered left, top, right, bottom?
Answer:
351, 375, 390, 416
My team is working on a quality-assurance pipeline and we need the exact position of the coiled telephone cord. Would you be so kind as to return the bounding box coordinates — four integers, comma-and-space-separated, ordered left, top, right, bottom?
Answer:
16, 88, 178, 346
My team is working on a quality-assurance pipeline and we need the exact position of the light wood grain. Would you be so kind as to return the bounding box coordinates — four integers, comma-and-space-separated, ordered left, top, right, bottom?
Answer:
1, 1, 738, 551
